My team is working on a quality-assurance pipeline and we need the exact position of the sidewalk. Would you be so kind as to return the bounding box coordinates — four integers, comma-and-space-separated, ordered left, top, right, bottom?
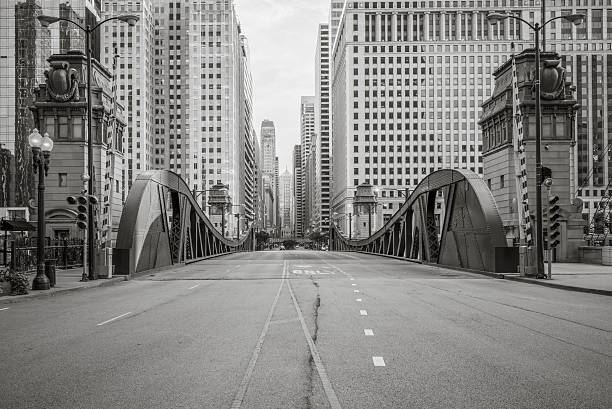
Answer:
503, 263, 612, 296
0, 266, 127, 303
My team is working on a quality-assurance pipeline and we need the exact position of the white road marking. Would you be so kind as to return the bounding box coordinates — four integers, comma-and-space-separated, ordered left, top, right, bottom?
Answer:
351, 283, 356, 286
188, 284, 200, 290
356, 298, 362, 302
231, 261, 288, 409
360, 310, 368, 316
373, 356, 386, 367
97, 312, 131, 326
0, 307, 9, 311
350, 278, 355, 281
286, 264, 343, 409
353, 289, 360, 293
364, 329, 374, 336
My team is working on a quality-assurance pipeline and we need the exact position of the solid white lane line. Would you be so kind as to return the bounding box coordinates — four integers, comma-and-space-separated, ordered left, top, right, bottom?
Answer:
0, 307, 9, 311
372, 356, 386, 367
188, 284, 200, 290
286, 267, 343, 409
360, 310, 368, 316
356, 298, 362, 302
353, 289, 360, 293
230, 261, 287, 409
97, 312, 131, 326
364, 329, 374, 336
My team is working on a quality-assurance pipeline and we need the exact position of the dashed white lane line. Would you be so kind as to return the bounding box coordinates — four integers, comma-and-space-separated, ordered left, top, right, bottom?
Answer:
0, 307, 9, 311
188, 284, 200, 290
364, 329, 374, 336
351, 283, 356, 286
353, 289, 360, 293
356, 298, 362, 302
373, 356, 386, 367
350, 278, 355, 281
360, 310, 368, 316
97, 312, 132, 326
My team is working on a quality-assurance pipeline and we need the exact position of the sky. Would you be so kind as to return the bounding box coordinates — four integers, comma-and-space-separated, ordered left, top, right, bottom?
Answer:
234, 0, 330, 173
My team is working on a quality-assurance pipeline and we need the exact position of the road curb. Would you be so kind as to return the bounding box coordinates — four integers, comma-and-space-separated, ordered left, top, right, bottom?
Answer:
344, 251, 611, 296
503, 275, 612, 297
0, 276, 128, 304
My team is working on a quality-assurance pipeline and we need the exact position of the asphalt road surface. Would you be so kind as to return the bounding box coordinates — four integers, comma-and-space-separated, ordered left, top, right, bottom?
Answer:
1, 251, 611, 408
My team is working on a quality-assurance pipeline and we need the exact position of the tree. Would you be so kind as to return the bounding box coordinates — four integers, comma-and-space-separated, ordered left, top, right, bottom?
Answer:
255, 231, 270, 250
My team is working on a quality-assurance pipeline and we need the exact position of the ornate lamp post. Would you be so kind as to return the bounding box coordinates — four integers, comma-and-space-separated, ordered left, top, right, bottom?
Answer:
38, 13, 139, 280
487, 12, 584, 278
29, 129, 54, 290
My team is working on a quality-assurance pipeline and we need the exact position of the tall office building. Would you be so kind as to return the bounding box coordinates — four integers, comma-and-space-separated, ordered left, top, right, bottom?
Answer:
547, 6, 612, 226
293, 145, 303, 237
260, 120, 276, 230
103, 1, 255, 230
300, 96, 316, 230
329, 0, 345, 42
279, 169, 293, 237
330, 1, 546, 233
0, 0, 99, 207
316, 23, 332, 234
101, 0, 155, 185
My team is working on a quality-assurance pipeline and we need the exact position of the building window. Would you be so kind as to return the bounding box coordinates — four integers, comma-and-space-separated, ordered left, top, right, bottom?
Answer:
58, 173, 68, 187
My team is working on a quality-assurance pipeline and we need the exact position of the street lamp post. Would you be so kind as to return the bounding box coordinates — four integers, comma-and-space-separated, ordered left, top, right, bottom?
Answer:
487, 12, 584, 278
29, 129, 54, 290
38, 14, 139, 280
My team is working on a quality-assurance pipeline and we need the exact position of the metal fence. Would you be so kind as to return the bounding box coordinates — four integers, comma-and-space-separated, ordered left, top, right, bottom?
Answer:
3, 238, 84, 272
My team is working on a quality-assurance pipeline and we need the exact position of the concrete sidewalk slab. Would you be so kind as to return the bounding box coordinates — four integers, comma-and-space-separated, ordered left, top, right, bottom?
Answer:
0, 267, 127, 304
503, 263, 612, 296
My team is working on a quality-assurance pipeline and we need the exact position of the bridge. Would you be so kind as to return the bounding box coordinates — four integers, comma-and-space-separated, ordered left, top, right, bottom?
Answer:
114, 169, 510, 277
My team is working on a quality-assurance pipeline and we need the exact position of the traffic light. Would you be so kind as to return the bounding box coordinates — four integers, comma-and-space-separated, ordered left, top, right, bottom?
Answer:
548, 195, 561, 248
66, 195, 98, 230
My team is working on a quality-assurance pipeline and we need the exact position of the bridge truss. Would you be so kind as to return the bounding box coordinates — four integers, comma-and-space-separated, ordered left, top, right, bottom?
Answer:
114, 170, 254, 275
329, 169, 508, 273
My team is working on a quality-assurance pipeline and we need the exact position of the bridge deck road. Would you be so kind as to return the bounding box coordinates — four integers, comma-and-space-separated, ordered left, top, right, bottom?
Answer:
1, 251, 611, 408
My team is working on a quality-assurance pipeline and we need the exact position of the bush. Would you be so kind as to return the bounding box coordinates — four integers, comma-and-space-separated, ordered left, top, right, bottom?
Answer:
6, 269, 29, 295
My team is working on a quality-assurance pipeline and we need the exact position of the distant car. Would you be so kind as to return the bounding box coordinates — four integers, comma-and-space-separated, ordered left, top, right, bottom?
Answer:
279, 245, 285, 250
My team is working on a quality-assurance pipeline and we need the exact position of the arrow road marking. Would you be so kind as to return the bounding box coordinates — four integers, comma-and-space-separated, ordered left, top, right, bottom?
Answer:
360, 310, 368, 316
364, 329, 374, 336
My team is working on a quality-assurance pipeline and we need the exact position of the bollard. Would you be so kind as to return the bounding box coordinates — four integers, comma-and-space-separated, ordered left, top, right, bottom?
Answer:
44, 259, 56, 287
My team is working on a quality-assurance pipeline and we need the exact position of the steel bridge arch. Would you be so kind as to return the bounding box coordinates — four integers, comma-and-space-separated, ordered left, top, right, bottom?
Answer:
330, 169, 508, 273
114, 170, 254, 275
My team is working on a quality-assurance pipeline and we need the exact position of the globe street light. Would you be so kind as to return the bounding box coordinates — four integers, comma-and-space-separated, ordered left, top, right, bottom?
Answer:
487, 12, 584, 278
38, 13, 139, 280
29, 129, 54, 290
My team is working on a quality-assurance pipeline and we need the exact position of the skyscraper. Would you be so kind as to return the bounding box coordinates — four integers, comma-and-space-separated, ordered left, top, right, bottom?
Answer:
316, 23, 332, 234
101, 0, 155, 185
0, 0, 98, 207
330, 2, 539, 233
293, 144, 303, 237
300, 96, 316, 231
261, 119, 277, 231
280, 169, 293, 237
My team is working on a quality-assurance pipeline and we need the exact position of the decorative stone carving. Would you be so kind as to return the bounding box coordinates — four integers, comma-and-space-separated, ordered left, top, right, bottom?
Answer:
44, 61, 80, 102
540, 59, 566, 100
